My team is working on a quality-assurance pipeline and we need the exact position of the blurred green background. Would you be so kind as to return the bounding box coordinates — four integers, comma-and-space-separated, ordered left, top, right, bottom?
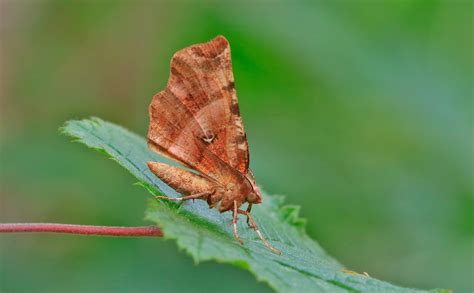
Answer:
1, 0, 472, 292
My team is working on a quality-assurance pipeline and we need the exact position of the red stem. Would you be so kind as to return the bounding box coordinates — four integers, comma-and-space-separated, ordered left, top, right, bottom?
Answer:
0, 223, 163, 237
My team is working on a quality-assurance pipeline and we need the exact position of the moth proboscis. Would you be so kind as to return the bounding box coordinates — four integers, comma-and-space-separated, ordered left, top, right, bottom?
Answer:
147, 36, 281, 255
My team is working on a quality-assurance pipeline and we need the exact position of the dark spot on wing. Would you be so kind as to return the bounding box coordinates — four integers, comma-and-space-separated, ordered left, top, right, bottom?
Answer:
222, 81, 235, 92
236, 133, 247, 145
230, 102, 240, 116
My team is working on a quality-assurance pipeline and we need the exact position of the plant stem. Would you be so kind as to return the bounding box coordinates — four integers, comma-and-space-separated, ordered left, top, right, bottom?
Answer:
0, 223, 163, 237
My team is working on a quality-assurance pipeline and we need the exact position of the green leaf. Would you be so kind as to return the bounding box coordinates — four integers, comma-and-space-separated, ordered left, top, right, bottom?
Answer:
61, 118, 447, 293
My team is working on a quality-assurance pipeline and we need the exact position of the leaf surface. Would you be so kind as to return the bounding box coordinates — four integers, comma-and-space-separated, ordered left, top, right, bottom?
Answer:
62, 118, 446, 293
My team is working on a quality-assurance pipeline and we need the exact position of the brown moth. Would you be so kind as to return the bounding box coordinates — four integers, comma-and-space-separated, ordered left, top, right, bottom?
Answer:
147, 36, 280, 254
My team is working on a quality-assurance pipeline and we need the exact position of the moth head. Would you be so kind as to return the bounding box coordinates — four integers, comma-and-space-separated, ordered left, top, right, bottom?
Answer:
246, 186, 262, 204
245, 169, 262, 204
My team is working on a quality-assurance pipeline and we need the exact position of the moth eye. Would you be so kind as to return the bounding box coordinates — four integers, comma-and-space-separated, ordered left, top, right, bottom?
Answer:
201, 131, 215, 144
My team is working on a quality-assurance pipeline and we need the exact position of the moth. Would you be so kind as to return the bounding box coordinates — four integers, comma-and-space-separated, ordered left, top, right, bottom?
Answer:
147, 36, 280, 254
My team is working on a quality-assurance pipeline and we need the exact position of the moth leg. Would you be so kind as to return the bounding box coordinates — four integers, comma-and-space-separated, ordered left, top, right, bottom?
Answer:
237, 209, 282, 255
245, 203, 253, 226
155, 192, 209, 202
232, 200, 244, 245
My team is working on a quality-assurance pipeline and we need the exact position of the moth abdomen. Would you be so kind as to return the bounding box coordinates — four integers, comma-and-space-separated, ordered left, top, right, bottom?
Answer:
147, 162, 215, 196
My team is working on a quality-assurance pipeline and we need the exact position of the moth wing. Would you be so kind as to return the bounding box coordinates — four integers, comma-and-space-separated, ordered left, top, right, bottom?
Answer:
165, 35, 249, 174
147, 88, 244, 187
